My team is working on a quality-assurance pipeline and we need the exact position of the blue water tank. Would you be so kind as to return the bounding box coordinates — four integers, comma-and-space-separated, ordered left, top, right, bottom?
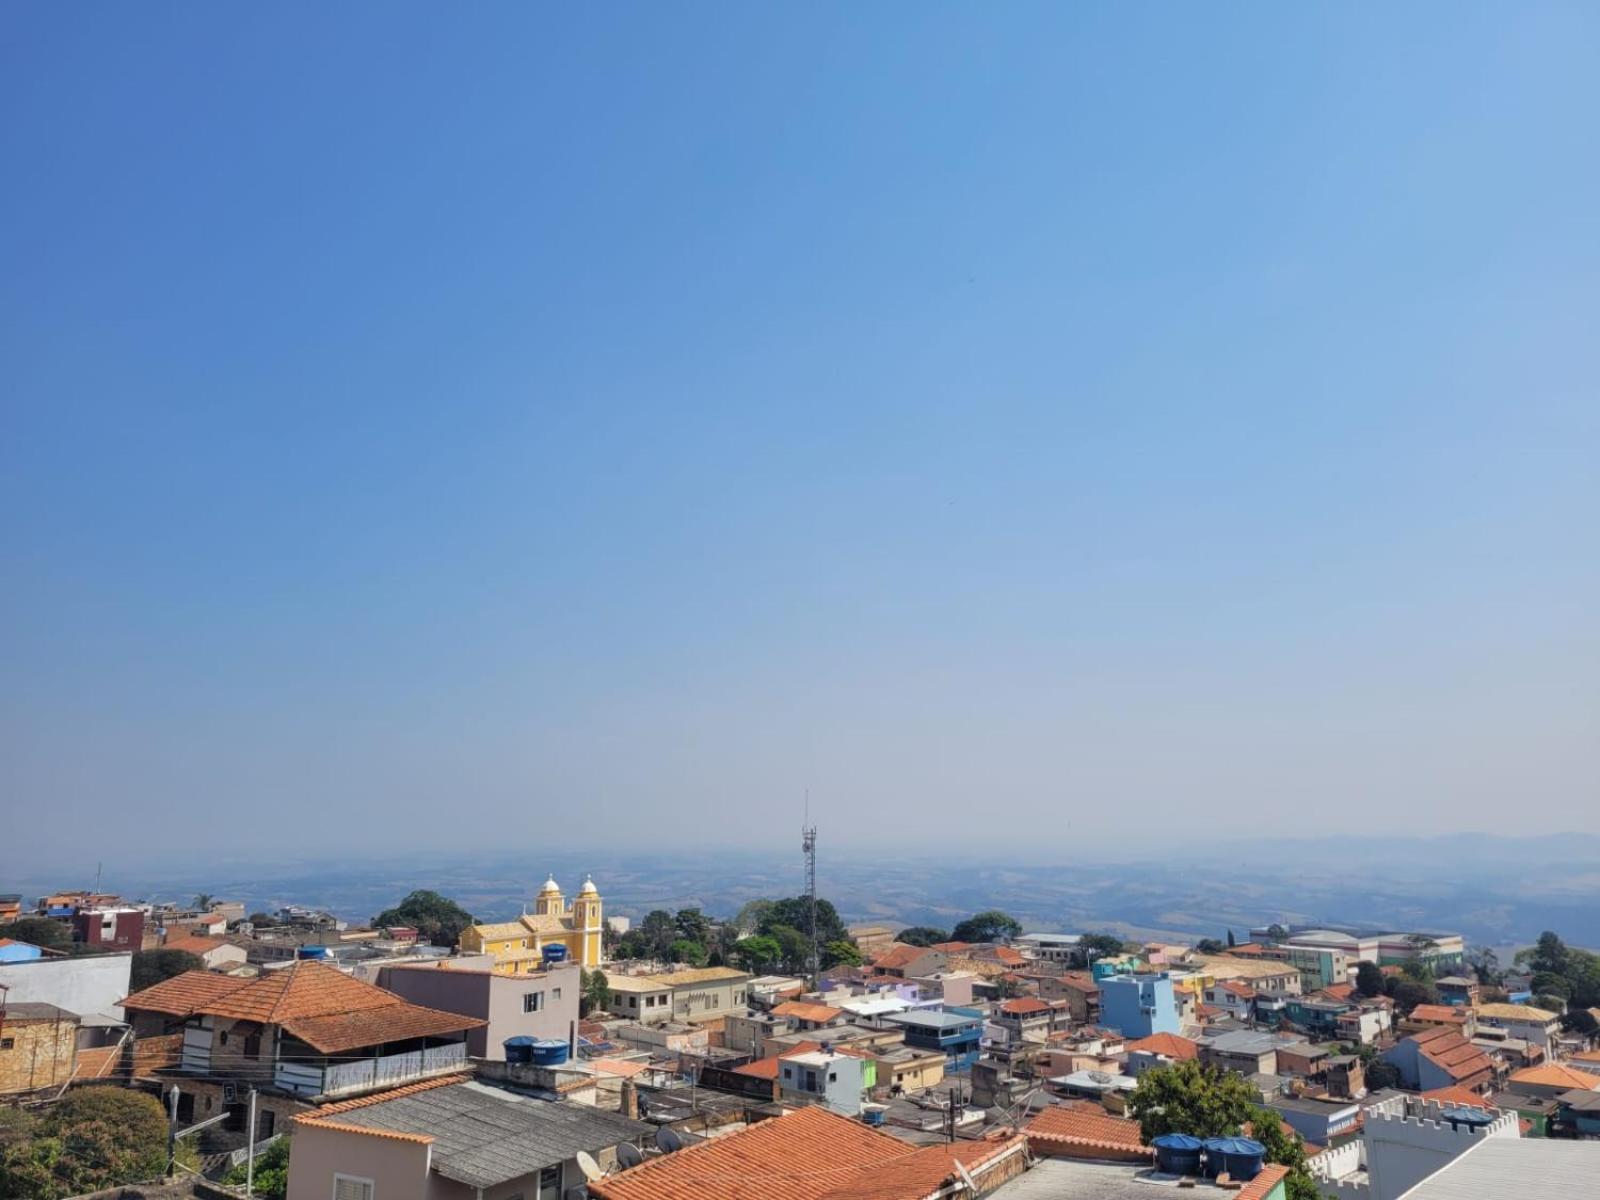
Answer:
504, 1036, 536, 1064
1152, 1134, 1205, 1176
1092, 961, 1119, 980
530, 1038, 570, 1066
1205, 1137, 1265, 1181
1441, 1106, 1495, 1132
860, 1104, 887, 1127
541, 944, 568, 965
296, 945, 329, 959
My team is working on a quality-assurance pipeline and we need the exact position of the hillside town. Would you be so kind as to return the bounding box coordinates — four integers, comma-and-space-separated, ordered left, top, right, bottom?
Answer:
3, 870, 1600, 1200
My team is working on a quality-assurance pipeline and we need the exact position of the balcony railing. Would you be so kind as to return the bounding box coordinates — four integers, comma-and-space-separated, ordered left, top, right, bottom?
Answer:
274, 1043, 468, 1098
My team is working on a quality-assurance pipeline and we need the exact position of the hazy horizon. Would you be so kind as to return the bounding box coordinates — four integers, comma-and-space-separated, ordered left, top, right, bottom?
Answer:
4, 6, 1598, 862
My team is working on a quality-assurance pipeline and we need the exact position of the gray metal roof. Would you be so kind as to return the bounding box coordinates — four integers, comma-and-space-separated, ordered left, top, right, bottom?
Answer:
887, 1009, 981, 1029
325, 1080, 652, 1187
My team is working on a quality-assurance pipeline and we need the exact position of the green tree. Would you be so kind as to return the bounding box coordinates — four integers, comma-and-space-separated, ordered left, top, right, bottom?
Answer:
0, 1108, 35, 1153
130, 948, 203, 992
1365, 1060, 1403, 1090
1195, 938, 1225, 955
733, 899, 775, 936
1265, 924, 1289, 942
1392, 979, 1440, 1014
769, 924, 813, 973
667, 939, 707, 966
1355, 961, 1385, 998
371, 889, 476, 948
733, 935, 781, 972
1466, 944, 1502, 986
639, 910, 677, 959
1079, 933, 1125, 962
0, 918, 70, 950
224, 1139, 290, 1200
0, 1088, 170, 1200
1248, 1109, 1319, 1200
951, 910, 1022, 944
1562, 1008, 1598, 1035
192, 893, 214, 911
674, 908, 712, 947
1226, 929, 1237, 948
1531, 972, 1572, 999
759, 898, 848, 946
1127, 1060, 1259, 1141
823, 940, 862, 969
581, 968, 610, 1016
248, 911, 280, 927
895, 926, 949, 948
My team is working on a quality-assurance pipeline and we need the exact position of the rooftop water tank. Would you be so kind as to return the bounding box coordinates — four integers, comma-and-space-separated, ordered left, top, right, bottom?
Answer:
295, 945, 329, 959
860, 1103, 888, 1127
504, 1036, 536, 1064
1440, 1106, 1496, 1132
1092, 961, 1119, 980
1151, 1133, 1205, 1176
530, 1038, 570, 1066
1205, 1137, 1265, 1181
542, 944, 568, 965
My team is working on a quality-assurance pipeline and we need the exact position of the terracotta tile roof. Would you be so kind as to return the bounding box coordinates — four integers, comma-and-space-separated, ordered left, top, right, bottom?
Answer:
930, 942, 975, 953
987, 947, 1027, 967
587, 1103, 911, 1200
735, 1042, 824, 1080
872, 944, 935, 971
813, 1135, 1025, 1200
1409, 1004, 1467, 1023
1410, 1028, 1493, 1083
120, 970, 251, 1016
591, 1058, 651, 1078
1422, 1085, 1498, 1109
298, 1117, 436, 1145
999, 997, 1052, 1015
771, 1001, 846, 1024
122, 963, 483, 1053
1509, 1063, 1600, 1089
1237, 1164, 1289, 1200
1025, 1102, 1149, 1155
1320, 983, 1356, 1002
1217, 980, 1257, 999
161, 934, 226, 955
1125, 1032, 1198, 1060
1055, 972, 1100, 994
1476, 1002, 1559, 1022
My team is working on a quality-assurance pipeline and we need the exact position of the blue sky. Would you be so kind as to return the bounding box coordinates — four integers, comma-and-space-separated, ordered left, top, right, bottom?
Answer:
3, 5, 1597, 864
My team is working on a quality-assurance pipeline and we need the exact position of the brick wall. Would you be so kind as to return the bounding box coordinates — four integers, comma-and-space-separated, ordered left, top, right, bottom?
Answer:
0, 1016, 77, 1093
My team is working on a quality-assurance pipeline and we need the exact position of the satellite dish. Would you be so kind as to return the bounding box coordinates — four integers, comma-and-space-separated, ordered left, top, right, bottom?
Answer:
575, 1151, 604, 1182
616, 1142, 644, 1169
954, 1161, 979, 1194
657, 1127, 684, 1153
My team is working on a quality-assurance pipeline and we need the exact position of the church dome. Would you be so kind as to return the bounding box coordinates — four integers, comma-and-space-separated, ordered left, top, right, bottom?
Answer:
579, 875, 599, 895
539, 875, 561, 894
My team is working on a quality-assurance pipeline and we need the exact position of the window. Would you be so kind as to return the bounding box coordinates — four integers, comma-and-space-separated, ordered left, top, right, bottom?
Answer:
0, 1038, 12, 1051
551, 987, 562, 1001
333, 1174, 374, 1200
524, 991, 544, 1013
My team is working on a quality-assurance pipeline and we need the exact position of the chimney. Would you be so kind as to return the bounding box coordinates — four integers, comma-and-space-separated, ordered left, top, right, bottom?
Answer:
621, 1079, 638, 1120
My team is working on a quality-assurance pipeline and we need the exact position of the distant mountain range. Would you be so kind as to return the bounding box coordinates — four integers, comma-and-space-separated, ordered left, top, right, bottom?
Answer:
11, 833, 1600, 952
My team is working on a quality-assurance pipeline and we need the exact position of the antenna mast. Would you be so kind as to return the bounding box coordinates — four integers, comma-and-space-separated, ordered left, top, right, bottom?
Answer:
802, 797, 818, 990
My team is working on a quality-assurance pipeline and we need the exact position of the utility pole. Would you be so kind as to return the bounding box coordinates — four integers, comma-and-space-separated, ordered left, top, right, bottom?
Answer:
245, 1088, 258, 1196
166, 1085, 180, 1176
802, 813, 818, 991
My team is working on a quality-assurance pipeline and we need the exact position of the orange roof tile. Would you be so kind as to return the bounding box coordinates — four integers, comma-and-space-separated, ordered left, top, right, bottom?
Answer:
999, 997, 1051, 1015
592, 1058, 651, 1078
1238, 1164, 1289, 1200
1509, 1063, 1600, 1089
871, 944, 936, 971
296, 1117, 435, 1145
1409, 1005, 1467, 1023
302, 1073, 473, 1117
120, 970, 252, 1016
735, 1041, 824, 1080
1411, 1029, 1493, 1083
1125, 1032, 1198, 1060
1422, 1085, 1498, 1109
588, 1104, 911, 1200
930, 942, 975, 953
772, 1001, 845, 1024
988, 947, 1027, 966
813, 1135, 1026, 1200
1025, 1102, 1149, 1155
161, 934, 226, 955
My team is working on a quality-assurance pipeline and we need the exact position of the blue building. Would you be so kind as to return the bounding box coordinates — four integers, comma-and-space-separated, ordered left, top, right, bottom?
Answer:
1098, 972, 1180, 1038
884, 1008, 984, 1072
0, 939, 44, 963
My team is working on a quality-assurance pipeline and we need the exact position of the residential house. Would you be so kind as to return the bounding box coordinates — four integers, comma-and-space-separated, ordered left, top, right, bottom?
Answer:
162, 934, 249, 972
847, 925, 896, 958
1474, 1002, 1560, 1052
1199, 1030, 1311, 1078
870, 944, 949, 980
1098, 972, 1180, 1038
1504, 1062, 1600, 1103
722, 1010, 793, 1055
1024, 1101, 1152, 1162
0, 949, 131, 1024
1014, 933, 1086, 966
285, 1074, 654, 1200
778, 1046, 875, 1114
0, 1002, 78, 1095
869, 1044, 946, 1095
1284, 992, 1355, 1039
120, 960, 484, 1148
1435, 976, 1481, 1007
588, 1104, 1028, 1200
0, 895, 22, 922
1204, 979, 1259, 1023
1551, 1088, 1600, 1138
1046, 1067, 1137, 1102
1124, 1031, 1198, 1077
1334, 1004, 1393, 1046
604, 966, 751, 1026
456, 875, 605, 972
770, 999, 849, 1032
883, 1009, 983, 1070
1405, 1004, 1475, 1038
1033, 971, 1101, 1023
377, 959, 581, 1060
1264, 1093, 1362, 1144
0, 938, 44, 964
70, 906, 144, 952
1326, 1054, 1365, 1099
989, 997, 1066, 1046
1381, 1027, 1494, 1093
1194, 955, 1303, 1005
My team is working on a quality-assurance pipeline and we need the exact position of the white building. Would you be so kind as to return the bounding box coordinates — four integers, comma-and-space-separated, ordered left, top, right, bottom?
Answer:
778, 1048, 870, 1115
1308, 1094, 1519, 1200
1014, 933, 1083, 965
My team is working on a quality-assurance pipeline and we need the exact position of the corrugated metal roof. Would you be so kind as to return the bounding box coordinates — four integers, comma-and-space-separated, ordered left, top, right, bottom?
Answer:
319, 1080, 653, 1187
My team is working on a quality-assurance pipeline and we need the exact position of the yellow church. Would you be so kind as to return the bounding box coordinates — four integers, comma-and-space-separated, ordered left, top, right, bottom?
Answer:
457, 875, 604, 974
